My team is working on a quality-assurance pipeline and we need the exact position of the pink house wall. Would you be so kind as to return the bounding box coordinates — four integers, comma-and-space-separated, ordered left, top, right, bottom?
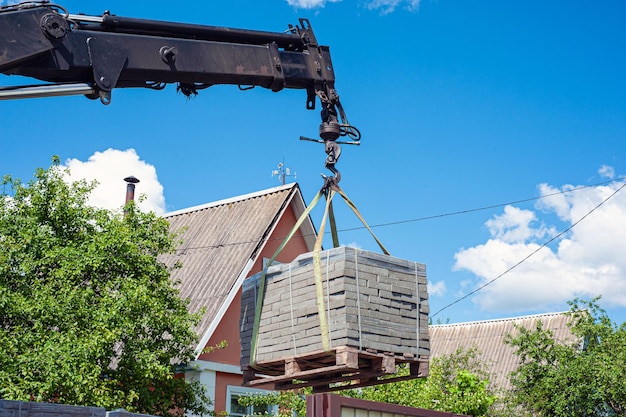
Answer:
198, 203, 311, 414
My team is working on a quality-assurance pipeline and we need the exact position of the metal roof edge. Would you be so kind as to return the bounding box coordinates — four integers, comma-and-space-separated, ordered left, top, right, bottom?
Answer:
163, 183, 297, 218
430, 311, 571, 328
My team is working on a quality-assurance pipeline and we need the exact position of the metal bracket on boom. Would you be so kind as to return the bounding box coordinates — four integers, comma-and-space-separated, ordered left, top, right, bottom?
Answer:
300, 82, 361, 185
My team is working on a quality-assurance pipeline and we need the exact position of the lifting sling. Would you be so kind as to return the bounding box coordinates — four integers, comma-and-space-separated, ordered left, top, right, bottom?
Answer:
249, 181, 389, 367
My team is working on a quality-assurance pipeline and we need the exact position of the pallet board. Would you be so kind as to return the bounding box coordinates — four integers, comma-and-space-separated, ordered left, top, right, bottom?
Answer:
240, 246, 430, 389
244, 346, 429, 392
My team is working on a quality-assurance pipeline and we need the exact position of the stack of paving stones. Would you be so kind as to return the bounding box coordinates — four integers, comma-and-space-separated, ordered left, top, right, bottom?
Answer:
240, 246, 430, 369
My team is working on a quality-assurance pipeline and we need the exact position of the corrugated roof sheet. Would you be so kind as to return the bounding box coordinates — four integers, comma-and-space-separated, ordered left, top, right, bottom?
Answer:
160, 183, 308, 354
429, 312, 576, 389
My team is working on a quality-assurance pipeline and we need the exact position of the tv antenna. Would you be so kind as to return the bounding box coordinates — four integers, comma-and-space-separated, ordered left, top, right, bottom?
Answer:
272, 159, 296, 185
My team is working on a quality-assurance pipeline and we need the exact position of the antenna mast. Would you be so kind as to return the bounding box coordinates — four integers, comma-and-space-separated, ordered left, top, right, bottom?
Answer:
271, 159, 296, 185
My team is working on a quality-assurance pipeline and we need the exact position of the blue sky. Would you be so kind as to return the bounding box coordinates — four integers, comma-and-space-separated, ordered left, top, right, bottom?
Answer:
1, 0, 626, 325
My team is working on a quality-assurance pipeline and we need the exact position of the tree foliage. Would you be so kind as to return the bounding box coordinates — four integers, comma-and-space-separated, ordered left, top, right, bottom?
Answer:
506, 297, 626, 416
344, 347, 497, 417
0, 160, 211, 416
237, 389, 309, 417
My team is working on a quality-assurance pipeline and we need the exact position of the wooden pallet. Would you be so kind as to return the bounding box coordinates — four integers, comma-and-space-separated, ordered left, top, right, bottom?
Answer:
243, 346, 428, 392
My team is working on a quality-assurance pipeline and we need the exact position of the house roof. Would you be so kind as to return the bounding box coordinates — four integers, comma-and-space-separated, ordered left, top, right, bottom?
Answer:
160, 183, 316, 357
429, 312, 576, 390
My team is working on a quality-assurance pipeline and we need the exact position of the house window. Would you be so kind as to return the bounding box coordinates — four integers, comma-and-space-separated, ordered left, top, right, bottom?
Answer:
226, 386, 277, 417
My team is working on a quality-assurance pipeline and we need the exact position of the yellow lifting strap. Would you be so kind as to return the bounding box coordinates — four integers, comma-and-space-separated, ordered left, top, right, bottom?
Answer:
249, 189, 324, 367
249, 184, 389, 367
311, 188, 336, 352
335, 187, 390, 255
327, 193, 340, 248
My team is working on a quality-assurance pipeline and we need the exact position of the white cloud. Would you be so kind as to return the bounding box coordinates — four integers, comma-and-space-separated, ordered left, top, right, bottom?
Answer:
365, 0, 420, 14
344, 241, 363, 249
63, 149, 166, 214
364, 0, 400, 14
286, 0, 340, 9
485, 205, 555, 244
599, 164, 615, 179
536, 183, 573, 221
428, 280, 447, 297
285, 0, 419, 13
454, 167, 626, 314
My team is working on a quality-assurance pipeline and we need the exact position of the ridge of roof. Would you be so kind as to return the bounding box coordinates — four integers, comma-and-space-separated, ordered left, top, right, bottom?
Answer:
430, 311, 571, 328
162, 182, 298, 217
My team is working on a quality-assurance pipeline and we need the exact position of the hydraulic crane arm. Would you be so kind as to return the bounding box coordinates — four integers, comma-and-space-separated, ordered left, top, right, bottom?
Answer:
0, 1, 360, 145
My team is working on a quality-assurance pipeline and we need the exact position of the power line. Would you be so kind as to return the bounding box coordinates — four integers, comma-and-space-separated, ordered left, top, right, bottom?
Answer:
430, 180, 626, 319
173, 176, 626, 253
339, 176, 626, 232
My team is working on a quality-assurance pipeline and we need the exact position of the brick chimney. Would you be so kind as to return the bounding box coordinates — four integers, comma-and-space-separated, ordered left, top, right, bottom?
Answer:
124, 176, 140, 214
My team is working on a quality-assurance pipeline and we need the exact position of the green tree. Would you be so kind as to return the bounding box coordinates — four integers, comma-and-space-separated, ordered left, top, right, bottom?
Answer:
0, 159, 211, 416
344, 347, 497, 417
237, 389, 309, 417
506, 297, 626, 416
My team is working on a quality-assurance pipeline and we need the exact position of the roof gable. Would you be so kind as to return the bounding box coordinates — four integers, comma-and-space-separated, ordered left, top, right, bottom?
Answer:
160, 183, 316, 355
429, 312, 576, 389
